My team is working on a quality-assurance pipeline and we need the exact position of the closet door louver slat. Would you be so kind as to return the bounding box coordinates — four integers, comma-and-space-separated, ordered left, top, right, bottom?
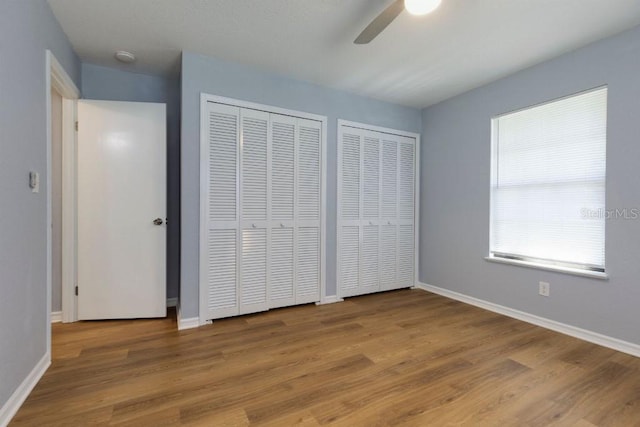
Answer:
271, 119, 295, 221
297, 227, 320, 303
271, 228, 295, 303
341, 133, 361, 221
209, 112, 238, 221
207, 230, 237, 313
298, 122, 321, 222
241, 114, 268, 222
340, 226, 360, 297
240, 228, 268, 312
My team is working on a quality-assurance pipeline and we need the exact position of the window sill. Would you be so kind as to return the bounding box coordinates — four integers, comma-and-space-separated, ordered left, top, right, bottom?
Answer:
484, 256, 609, 280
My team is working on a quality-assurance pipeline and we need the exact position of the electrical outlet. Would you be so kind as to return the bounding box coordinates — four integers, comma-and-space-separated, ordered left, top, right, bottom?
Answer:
539, 281, 550, 297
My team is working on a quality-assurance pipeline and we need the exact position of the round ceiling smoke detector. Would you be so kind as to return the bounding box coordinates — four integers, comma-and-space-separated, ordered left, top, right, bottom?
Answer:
114, 50, 136, 63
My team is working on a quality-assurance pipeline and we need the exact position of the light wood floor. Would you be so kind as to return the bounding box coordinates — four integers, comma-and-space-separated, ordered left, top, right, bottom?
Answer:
11, 289, 640, 426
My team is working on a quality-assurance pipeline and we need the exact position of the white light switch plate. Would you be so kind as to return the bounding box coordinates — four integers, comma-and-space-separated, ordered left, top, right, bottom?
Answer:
29, 171, 40, 193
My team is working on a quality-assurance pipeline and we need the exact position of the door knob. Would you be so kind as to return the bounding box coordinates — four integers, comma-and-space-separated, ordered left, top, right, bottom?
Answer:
153, 218, 163, 225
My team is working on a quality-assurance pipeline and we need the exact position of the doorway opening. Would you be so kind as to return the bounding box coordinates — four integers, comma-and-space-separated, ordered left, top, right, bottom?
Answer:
46, 50, 80, 357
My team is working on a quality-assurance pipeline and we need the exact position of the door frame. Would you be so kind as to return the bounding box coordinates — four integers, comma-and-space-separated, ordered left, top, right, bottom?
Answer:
199, 93, 328, 325
336, 119, 421, 298
46, 50, 80, 339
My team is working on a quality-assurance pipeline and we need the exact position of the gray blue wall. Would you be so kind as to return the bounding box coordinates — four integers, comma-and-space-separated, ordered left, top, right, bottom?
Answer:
81, 63, 181, 300
0, 0, 80, 411
420, 25, 640, 345
181, 51, 422, 318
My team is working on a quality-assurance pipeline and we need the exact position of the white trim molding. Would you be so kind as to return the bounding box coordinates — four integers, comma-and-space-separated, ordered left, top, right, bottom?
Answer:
48, 51, 80, 98
316, 295, 344, 305
485, 256, 609, 280
46, 50, 80, 329
166, 297, 178, 308
178, 317, 200, 330
51, 311, 62, 323
0, 353, 50, 426
415, 282, 640, 358
177, 302, 200, 331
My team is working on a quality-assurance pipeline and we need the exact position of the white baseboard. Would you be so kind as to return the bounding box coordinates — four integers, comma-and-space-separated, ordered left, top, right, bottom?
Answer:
178, 317, 200, 330
166, 297, 178, 308
0, 353, 50, 426
415, 282, 640, 358
50, 311, 62, 323
317, 295, 344, 305
176, 302, 199, 330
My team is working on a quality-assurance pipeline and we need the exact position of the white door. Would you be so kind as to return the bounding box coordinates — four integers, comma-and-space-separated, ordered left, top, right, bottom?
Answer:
338, 123, 417, 298
338, 130, 362, 298
77, 100, 166, 320
361, 131, 380, 294
397, 137, 416, 288
380, 136, 399, 291
239, 108, 270, 315
204, 103, 240, 319
269, 114, 297, 308
201, 100, 324, 321
295, 118, 322, 305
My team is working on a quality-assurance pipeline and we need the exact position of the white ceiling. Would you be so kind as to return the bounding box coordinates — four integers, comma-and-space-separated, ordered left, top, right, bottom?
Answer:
48, 0, 640, 108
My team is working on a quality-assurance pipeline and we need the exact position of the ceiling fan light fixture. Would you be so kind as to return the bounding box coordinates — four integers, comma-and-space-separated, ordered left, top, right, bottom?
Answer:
404, 0, 441, 16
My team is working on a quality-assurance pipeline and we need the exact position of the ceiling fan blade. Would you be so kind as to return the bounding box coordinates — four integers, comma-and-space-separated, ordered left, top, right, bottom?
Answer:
354, 0, 404, 44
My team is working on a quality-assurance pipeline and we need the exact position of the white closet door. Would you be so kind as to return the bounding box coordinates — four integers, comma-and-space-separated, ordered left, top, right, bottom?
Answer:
397, 137, 415, 288
380, 136, 399, 291
338, 123, 417, 298
240, 109, 270, 314
296, 118, 322, 304
339, 130, 361, 297
270, 114, 296, 308
361, 132, 380, 294
204, 103, 240, 319
202, 98, 324, 322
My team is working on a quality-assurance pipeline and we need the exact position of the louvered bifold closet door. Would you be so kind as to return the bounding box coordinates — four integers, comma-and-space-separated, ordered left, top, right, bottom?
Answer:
380, 135, 399, 291
397, 136, 415, 288
296, 118, 322, 304
269, 114, 297, 308
338, 123, 416, 299
239, 109, 270, 314
204, 103, 240, 319
338, 129, 362, 298
361, 131, 381, 295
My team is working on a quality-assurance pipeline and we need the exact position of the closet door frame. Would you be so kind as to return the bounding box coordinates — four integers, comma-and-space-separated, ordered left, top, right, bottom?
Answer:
200, 94, 327, 325
337, 120, 420, 298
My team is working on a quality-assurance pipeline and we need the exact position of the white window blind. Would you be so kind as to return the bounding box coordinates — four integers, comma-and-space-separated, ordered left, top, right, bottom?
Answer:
490, 87, 607, 272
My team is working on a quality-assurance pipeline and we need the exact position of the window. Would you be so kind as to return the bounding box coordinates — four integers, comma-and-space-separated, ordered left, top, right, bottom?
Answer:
489, 87, 607, 273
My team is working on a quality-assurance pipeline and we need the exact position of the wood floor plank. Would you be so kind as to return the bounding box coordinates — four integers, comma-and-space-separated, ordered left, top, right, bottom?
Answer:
10, 289, 640, 426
